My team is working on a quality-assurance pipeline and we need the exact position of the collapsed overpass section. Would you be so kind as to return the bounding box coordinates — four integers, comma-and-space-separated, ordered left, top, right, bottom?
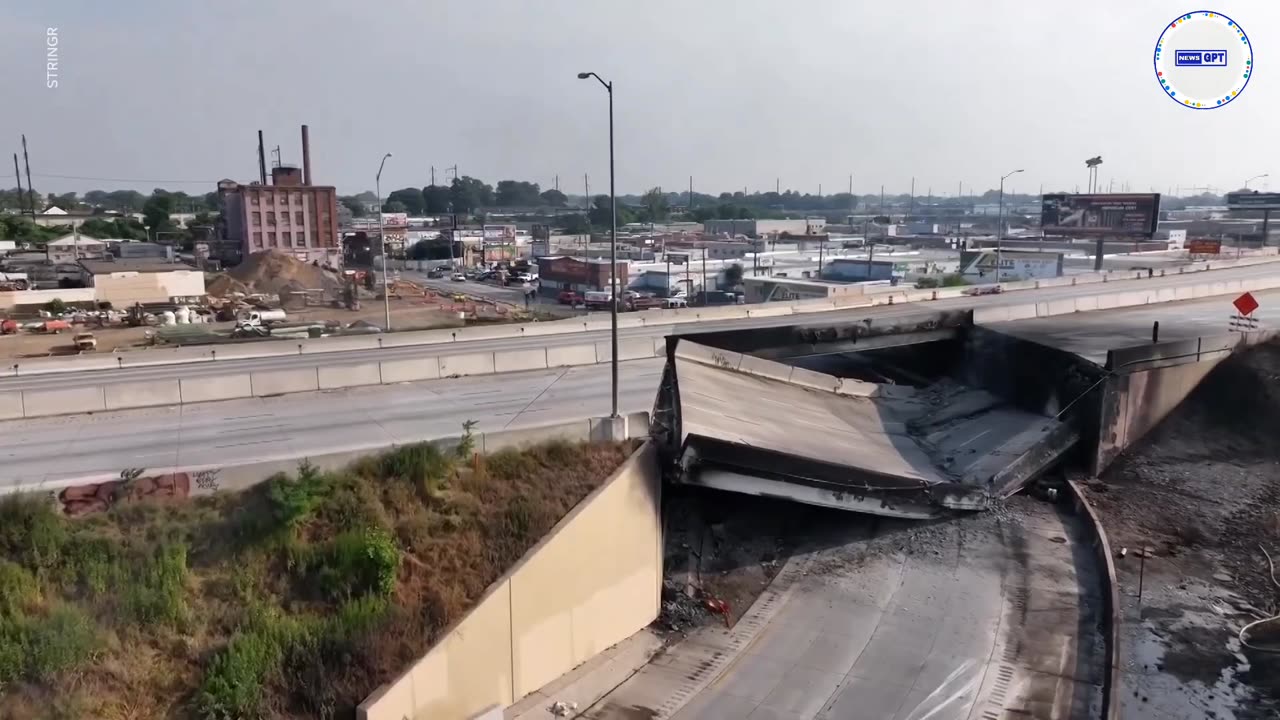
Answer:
651, 337, 1076, 519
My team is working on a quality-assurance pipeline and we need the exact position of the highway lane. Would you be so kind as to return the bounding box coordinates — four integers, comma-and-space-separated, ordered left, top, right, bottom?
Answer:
2, 260, 1279, 393
585, 496, 1106, 720
0, 358, 665, 487
991, 288, 1280, 364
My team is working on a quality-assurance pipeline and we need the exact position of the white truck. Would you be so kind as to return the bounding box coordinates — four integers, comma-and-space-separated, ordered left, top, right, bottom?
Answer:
235, 309, 287, 326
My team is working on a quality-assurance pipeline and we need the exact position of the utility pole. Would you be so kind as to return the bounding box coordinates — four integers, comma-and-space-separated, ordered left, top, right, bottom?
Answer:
21, 135, 35, 217
909, 177, 915, 218
689, 176, 694, 209
430, 166, 435, 186
13, 154, 25, 216
776, 178, 780, 195
880, 185, 885, 216
554, 175, 559, 192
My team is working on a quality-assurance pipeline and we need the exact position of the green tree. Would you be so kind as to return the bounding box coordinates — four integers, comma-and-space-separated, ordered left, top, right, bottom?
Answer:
383, 200, 407, 213
340, 197, 366, 218
540, 189, 568, 207
640, 187, 669, 223
554, 214, 590, 235
724, 263, 744, 287
384, 187, 424, 215
142, 192, 174, 232
587, 195, 635, 227
422, 185, 451, 214
494, 180, 541, 206
449, 176, 493, 214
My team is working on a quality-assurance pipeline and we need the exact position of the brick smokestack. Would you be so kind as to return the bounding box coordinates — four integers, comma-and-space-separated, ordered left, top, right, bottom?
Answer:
301, 125, 312, 185
257, 130, 267, 185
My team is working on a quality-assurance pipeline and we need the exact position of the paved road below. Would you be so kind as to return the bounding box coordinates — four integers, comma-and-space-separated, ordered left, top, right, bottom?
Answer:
584, 496, 1106, 720
0, 359, 664, 487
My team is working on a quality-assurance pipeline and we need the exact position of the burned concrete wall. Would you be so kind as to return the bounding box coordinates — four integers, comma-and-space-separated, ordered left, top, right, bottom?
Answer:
1092, 333, 1272, 474
962, 326, 1102, 418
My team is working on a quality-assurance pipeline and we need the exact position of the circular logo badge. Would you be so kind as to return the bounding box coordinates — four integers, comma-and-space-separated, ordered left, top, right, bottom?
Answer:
1154, 11, 1252, 109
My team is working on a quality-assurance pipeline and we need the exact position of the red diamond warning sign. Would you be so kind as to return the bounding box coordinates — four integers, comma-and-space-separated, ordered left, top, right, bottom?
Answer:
1233, 291, 1260, 316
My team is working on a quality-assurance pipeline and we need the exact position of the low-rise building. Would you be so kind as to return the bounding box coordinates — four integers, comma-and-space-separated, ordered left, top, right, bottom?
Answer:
45, 234, 107, 263
79, 259, 205, 305
536, 256, 628, 298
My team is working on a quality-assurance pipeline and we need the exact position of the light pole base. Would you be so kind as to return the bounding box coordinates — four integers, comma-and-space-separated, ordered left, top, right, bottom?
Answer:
592, 414, 628, 443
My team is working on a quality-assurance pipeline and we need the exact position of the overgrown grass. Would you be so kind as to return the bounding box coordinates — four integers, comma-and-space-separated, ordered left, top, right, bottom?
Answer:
0, 433, 636, 718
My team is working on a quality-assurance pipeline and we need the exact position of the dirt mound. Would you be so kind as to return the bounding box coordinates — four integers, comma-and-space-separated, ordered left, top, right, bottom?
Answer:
208, 250, 340, 297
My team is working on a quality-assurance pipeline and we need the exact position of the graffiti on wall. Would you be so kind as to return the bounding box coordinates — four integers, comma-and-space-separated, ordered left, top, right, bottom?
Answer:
57, 466, 221, 516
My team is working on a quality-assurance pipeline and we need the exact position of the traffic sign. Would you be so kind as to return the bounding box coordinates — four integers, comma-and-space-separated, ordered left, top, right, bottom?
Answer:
1233, 291, 1260, 317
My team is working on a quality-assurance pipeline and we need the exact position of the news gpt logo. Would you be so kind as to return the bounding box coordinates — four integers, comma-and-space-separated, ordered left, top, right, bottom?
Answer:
1155, 11, 1252, 109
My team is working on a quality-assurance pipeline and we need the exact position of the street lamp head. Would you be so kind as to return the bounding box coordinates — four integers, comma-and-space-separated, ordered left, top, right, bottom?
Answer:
577, 72, 591, 79
1014, 169, 1025, 174
384, 152, 393, 159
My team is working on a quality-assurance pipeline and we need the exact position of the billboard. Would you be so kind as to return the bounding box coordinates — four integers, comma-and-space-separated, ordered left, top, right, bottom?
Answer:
482, 224, 517, 240
1040, 193, 1161, 238
960, 250, 1063, 281
380, 212, 408, 227
1226, 192, 1280, 210
1186, 238, 1222, 255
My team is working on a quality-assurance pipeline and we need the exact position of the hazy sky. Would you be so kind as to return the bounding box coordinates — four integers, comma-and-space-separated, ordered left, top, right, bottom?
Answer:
2, 0, 1276, 198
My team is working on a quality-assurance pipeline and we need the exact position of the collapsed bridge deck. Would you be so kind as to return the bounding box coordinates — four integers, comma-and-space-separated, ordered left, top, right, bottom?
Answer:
653, 338, 1075, 519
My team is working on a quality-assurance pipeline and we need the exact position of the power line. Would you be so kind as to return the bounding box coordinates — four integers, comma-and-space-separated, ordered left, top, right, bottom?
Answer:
29, 173, 219, 185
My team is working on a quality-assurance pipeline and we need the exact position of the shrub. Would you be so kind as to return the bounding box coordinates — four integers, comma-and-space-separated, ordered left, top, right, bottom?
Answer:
268, 461, 332, 530
59, 535, 121, 597
197, 607, 306, 720
0, 561, 39, 617
123, 542, 188, 626
197, 629, 286, 719
0, 495, 67, 573
0, 618, 23, 684
42, 298, 67, 315
914, 276, 939, 289
940, 273, 969, 287
25, 604, 97, 680
306, 528, 399, 601
381, 443, 452, 486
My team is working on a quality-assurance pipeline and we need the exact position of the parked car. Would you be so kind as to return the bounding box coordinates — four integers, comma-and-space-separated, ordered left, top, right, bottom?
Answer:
663, 296, 688, 309
558, 290, 583, 305
450, 272, 466, 282
426, 268, 446, 279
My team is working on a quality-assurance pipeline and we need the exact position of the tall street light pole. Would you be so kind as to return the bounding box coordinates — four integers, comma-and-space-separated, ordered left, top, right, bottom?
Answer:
996, 168, 1024, 283
1245, 173, 1269, 190
376, 152, 393, 330
578, 71, 619, 420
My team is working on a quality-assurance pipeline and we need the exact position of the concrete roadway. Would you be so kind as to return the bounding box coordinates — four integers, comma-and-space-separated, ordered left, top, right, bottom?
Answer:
991, 288, 1280, 365
0, 359, 664, 487
585, 498, 1105, 720
4, 260, 1279, 392
6, 284, 1280, 485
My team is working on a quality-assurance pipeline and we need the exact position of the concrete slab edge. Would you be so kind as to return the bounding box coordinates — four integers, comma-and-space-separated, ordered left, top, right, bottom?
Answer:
1065, 478, 1122, 720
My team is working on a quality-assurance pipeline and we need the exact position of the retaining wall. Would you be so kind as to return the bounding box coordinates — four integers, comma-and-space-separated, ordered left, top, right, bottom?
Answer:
357, 442, 662, 720
1092, 331, 1275, 473
1065, 479, 1122, 720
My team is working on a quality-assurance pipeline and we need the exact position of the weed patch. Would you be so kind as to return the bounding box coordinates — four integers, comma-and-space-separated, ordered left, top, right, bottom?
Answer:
0, 434, 636, 718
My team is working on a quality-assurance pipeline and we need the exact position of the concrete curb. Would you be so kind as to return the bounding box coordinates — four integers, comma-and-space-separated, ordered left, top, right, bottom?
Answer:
1065, 479, 1122, 720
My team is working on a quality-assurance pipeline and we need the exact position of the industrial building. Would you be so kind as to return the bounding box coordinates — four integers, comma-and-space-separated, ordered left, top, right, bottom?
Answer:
216, 126, 342, 268
78, 259, 205, 305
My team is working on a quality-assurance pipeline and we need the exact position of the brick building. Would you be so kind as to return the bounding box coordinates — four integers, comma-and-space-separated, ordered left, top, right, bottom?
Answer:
216, 125, 342, 267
